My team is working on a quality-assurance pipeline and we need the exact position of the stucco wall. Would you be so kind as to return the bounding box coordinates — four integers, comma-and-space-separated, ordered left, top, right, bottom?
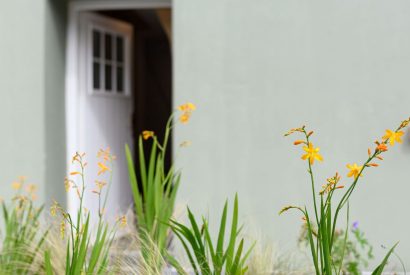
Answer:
174, 0, 410, 267
0, 0, 66, 206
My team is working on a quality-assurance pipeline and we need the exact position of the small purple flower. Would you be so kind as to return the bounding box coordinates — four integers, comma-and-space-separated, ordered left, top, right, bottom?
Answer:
352, 221, 359, 230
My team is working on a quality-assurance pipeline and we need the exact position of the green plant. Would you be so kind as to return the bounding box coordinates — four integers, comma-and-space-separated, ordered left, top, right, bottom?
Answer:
168, 194, 255, 275
0, 177, 48, 274
280, 117, 410, 275
45, 149, 124, 274
298, 221, 374, 275
125, 102, 196, 267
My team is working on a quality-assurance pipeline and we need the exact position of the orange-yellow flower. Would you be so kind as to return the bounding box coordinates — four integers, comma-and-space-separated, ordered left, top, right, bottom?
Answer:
179, 112, 192, 124
284, 126, 305, 137
346, 163, 363, 179
60, 220, 65, 239
64, 178, 71, 192
70, 171, 82, 176
97, 162, 110, 175
95, 180, 107, 190
376, 143, 388, 152
293, 140, 305, 146
177, 102, 196, 124
383, 129, 404, 146
142, 130, 155, 140
177, 102, 196, 112
50, 200, 59, 217
118, 215, 127, 228
12, 181, 22, 190
25, 184, 37, 194
301, 143, 323, 165
97, 147, 112, 161
400, 118, 410, 129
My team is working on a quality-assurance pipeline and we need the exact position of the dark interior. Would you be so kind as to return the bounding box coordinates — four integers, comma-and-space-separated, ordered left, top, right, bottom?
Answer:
99, 9, 172, 169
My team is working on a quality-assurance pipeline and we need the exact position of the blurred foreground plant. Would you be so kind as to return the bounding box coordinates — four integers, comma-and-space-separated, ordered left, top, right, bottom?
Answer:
125, 102, 195, 269
280, 117, 410, 275
0, 177, 47, 274
168, 194, 255, 275
45, 149, 125, 274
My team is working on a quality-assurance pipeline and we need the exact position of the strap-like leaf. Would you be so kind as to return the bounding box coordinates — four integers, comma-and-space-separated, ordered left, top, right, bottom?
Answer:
372, 242, 399, 275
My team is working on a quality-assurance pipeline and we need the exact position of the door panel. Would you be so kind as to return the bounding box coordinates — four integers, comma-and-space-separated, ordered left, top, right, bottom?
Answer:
70, 12, 134, 224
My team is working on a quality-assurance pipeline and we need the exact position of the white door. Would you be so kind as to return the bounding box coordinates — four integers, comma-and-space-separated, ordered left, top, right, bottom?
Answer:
68, 12, 134, 224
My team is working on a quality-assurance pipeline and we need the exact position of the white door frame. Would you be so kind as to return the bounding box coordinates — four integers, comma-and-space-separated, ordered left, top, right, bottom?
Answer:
65, 0, 172, 210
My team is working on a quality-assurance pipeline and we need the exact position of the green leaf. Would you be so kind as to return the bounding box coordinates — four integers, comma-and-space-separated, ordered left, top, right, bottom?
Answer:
138, 136, 148, 194
44, 250, 53, 275
320, 197, 332, 275
304, 208, 320, 275
73, 215, 90, 275
88, 224, 108, 273
225, 193, 239, 267
372, 242, 399, 275
125, 144, 146, 228
229, 238, 244, 275
216, 200, 228, 267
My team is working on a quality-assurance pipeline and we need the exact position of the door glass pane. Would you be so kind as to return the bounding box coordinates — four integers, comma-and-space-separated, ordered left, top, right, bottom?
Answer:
93, 62, 100, 89
93, 30, 101, 58
105, 64, 112, 91
116, 36, 124, 62
117, 66, 123, 92
105, 33, 112, 61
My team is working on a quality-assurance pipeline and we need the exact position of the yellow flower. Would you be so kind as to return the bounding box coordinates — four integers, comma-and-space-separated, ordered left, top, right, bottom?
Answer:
12, 181, 22, 190
346, 163, 363, 179
97, 147, 112, 161
383, 129, 404, 146
142, 130, 155, 140
284, 126, 305, 137
97, 162, 110, 175
179, 112, 192, 124
13, 195, 28, 209
50, 200, 59, 217
177, 102, 196, 112
95, 180, 107, 190
179, 140, 192, 147
293, 140, 305, 146
399, 118, 410, 129
60, 220, 65, 239
320, 172, 343, 195
64, 177, 71, 192
177, 102, 196, 124
376, 143, 388, 152
70, 171, 82, 176
118, 215, 127, 228
25, 184, 37, 194
301, 143, 323, 165
71, 152, 84, 164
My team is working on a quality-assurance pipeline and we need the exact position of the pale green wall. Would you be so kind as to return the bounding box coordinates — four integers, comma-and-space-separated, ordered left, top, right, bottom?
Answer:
0, 0, 66, 206
174, 0, 410, 267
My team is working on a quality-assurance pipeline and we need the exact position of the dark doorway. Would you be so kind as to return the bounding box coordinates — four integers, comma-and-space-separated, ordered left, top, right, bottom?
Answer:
98, 9, 172, 168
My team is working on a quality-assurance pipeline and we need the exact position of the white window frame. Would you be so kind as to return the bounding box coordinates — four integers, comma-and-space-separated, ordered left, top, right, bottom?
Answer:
82, 13, 133, 98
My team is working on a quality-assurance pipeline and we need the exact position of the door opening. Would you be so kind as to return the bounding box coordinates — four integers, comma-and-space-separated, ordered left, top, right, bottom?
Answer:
99, 9, 173, 170
66, 4, 172, 223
